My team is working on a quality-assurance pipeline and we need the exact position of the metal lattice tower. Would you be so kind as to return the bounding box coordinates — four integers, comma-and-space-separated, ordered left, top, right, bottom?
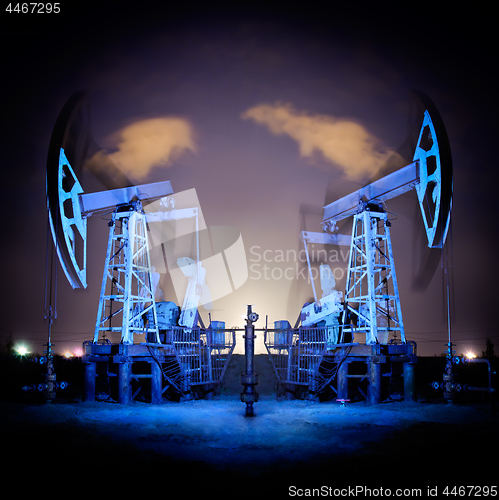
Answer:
94, 202, 160, 344
340, 208, 405, 345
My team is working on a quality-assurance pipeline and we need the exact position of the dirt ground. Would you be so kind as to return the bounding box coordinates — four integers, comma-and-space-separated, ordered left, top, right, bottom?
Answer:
1, 396, 497, 497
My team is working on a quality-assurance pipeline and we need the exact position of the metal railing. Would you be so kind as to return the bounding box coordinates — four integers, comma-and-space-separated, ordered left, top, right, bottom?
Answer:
171, 327, 236, 387
264, 327, 327, 389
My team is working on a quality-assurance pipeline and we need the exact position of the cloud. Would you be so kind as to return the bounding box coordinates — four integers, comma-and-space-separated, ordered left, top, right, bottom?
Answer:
242, 103, 402, 179
88, 117, 196, 181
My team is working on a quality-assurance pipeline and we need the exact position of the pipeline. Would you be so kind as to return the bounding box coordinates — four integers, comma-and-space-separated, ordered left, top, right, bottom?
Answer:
241, 305, 259, 416
465, 358, 495, 412
432, 356, 495, 411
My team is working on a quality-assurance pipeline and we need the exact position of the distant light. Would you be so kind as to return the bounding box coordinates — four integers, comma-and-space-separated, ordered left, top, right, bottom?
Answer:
16, 345, 29, 356
63, 351, 74, 359
73, 348, 83, 357
466, 352, 477, 359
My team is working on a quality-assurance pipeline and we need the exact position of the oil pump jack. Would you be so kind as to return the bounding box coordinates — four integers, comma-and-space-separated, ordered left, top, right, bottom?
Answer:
265, 94, 453, 403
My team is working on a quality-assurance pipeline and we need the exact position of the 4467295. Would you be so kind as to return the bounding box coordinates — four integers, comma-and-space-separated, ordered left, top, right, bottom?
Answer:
5, 3, 61, 13
443, 486, 497, 497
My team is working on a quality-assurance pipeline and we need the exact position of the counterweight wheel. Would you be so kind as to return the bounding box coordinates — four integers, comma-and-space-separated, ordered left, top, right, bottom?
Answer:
412, 92, 453, 249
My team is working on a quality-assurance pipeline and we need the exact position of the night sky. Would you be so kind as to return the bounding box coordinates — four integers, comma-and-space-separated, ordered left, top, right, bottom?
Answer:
1, 2, 497, 357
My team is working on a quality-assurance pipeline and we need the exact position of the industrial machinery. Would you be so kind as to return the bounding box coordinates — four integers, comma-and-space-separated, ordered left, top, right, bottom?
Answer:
46, 92, 235, 403
241, 305, 260, 416
265, 93, 453, 403
431, 355, 495, 408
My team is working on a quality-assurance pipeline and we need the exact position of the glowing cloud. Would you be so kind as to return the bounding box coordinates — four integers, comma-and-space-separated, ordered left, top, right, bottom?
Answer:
89, 117, 196, 180
242, 103, 401, 179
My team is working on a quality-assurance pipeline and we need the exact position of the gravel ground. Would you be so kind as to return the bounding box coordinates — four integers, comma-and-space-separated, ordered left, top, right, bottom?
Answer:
1, 396, 497, 496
